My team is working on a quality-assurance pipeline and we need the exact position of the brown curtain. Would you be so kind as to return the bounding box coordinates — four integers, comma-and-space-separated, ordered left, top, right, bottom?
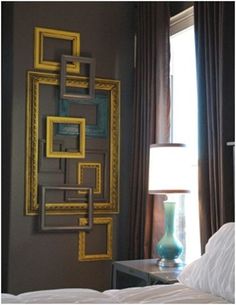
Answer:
128, 3, 170, 259
194, 2, 235, 252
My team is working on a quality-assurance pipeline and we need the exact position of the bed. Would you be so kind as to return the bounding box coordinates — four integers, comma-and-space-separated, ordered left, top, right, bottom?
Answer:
2, 222, 234, 304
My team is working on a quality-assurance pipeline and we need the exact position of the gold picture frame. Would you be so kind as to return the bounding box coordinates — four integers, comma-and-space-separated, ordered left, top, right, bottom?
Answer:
46, 116, 85, 158
34, 27, 80, 72
25, 71, 120, 215
78, 162, 102, 194
78, 217, 113, 261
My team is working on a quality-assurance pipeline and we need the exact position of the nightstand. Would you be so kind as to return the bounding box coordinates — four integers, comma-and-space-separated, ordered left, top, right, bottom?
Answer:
112, 259, 184, 289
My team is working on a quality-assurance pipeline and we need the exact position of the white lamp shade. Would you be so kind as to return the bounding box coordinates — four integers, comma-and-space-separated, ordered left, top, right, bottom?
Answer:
148, 144, 190, 194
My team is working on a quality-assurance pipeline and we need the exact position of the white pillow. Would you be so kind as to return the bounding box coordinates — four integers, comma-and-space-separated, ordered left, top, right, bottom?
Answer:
178, 222, 235, 303
1, 293, 22, 303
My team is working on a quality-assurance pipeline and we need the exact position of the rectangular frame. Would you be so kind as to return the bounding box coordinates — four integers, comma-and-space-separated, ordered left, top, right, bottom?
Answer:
46, 116, 85, 158
57, 93, 108, 138
40, 185, 93, 232
78, 162, 102, 194
34, 27, 80, 73
78, 217, 113, 261
60, 55, 95, 100
25, 71, 120, 215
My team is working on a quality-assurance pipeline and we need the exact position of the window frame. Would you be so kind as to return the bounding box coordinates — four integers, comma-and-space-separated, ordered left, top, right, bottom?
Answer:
170, 6, 194, 35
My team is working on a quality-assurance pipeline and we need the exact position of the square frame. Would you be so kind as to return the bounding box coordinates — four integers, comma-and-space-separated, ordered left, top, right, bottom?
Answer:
60, 55, 95, 100
78, 217, 113, 261
46, 116, 85, 158
25, 71, 120, 215
34, 27, 80, 73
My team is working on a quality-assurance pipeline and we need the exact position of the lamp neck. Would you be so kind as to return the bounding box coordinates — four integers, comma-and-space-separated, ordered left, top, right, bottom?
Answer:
163, 201, 176, 234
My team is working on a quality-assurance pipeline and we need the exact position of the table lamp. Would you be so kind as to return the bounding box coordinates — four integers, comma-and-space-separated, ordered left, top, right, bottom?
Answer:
148, 143, 190, 267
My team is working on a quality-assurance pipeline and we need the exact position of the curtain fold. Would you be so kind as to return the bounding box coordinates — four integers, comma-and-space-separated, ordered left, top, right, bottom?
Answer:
194, 2, 235, 252
128, 3, 170, 259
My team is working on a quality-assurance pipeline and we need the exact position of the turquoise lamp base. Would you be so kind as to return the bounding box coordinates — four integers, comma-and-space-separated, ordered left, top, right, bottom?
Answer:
156, 201, 183, 268
158, 258, 183, 268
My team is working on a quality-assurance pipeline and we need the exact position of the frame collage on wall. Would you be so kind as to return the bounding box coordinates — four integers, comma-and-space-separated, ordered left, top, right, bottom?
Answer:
25, 27, 120, 261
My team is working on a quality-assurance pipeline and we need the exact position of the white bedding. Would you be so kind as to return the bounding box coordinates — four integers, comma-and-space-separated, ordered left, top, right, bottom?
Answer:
2, 284, 230, 303
104, 283, 229, 303
178, 223, 235, 303
1, 288, 115, 304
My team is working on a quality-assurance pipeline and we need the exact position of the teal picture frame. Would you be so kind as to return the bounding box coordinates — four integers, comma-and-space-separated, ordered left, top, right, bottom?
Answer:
57, 92, 108, 138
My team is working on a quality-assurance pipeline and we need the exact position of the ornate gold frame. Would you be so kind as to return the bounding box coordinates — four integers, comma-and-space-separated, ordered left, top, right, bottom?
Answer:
78, 217, 113, 261
34, 27, 80, 72
25, 71, 120, 215
78, 162, 102, 194
46, 116, 85, 158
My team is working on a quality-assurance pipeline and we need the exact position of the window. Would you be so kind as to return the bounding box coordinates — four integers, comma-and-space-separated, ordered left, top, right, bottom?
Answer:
170, 7, 201, 263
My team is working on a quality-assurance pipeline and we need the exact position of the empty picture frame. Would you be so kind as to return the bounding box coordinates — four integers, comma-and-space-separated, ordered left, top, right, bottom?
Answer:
46, 116, 85, 158
25, 71, 120, 215
57, 95, 108, 138
60, 55, 95, 100
78, 162, 102, 194
78, 217, 113, 261
40, 185, 93, 232
34, 27, 80, 72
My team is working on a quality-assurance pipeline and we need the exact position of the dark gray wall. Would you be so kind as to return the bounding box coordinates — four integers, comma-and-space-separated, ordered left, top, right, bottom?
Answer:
2, 2, 135, 294
2, 2, 14, 293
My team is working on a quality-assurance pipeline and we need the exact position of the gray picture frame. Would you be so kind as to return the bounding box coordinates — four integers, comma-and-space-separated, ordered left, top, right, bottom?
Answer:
40, 185, 93, 232
60, 55, 95, 100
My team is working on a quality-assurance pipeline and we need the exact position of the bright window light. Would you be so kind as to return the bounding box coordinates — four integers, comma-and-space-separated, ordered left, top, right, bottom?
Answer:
170, 25, 201, 264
